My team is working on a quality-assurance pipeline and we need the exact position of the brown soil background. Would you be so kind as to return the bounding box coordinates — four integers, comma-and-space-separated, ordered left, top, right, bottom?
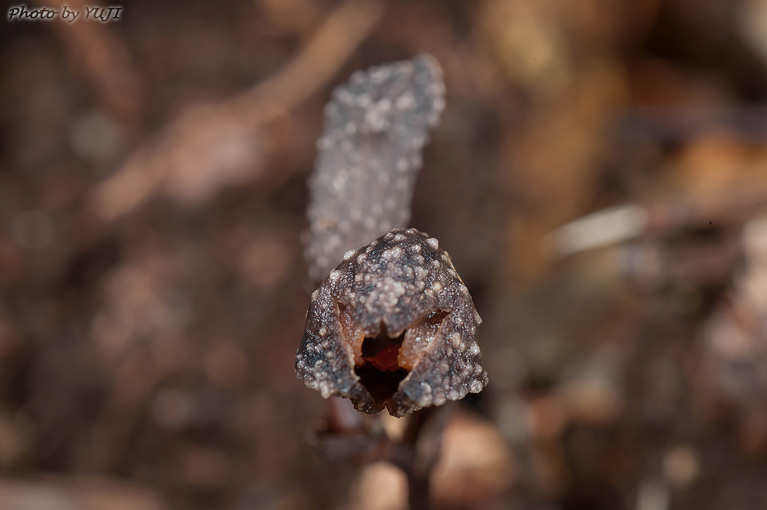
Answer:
2, 0, 767, 508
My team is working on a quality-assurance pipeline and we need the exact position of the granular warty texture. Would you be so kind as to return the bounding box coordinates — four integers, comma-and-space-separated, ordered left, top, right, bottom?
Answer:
295, 228, 489, 417
305, 54, 445, 282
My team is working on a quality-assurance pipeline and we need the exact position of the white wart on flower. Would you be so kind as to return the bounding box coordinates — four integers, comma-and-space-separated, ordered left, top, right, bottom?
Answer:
295, 228, 488, 417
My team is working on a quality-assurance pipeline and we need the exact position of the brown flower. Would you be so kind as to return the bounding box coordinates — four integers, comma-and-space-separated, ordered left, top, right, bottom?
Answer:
296, 228, 488, 417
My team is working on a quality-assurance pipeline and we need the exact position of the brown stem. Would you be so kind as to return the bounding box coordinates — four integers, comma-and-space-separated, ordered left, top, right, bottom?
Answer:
392, 405, 456, 510
407, 472, 432, 510
313, 403, 455, 509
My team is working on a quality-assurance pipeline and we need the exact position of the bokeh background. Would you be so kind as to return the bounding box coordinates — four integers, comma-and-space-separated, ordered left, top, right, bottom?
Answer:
2, 0, 767, 508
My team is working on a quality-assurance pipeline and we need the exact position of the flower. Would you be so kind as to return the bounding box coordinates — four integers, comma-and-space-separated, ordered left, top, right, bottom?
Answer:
296, 228, 488, 417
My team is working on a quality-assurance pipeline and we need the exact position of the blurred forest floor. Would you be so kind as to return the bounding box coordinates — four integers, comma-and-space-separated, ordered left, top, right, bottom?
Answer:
2, 0, 767, 509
